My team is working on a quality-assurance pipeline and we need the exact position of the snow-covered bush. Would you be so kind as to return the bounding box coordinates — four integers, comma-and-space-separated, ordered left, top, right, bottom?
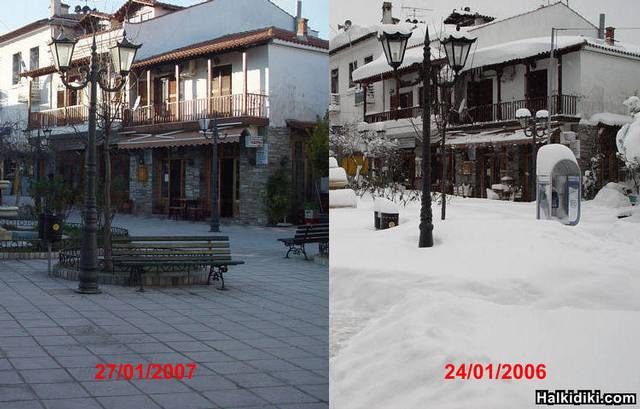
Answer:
615, 96, 640, 193
592, 182, 631, 208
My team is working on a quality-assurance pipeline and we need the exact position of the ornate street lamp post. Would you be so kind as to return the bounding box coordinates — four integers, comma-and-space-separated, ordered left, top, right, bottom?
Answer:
199, 118, 222, 232
439, 29, 477, 220
379, 25, 475, 247
516, 108, 549, 200
50, 30, 141, 294
23, 128, 52, 211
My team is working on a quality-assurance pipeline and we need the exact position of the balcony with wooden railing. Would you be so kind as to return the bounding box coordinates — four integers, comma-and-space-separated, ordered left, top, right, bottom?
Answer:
364, 95, 579, 126
28, 105, 89, 129
123, 93, 269, 128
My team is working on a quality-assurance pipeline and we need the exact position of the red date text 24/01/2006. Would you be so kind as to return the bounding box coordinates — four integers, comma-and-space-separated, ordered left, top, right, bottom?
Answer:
95, 363, 197, 380
444, 363, 547, 380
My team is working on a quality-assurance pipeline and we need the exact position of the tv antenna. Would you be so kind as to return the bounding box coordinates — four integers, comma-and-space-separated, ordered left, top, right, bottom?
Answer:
401, 5, 433, 24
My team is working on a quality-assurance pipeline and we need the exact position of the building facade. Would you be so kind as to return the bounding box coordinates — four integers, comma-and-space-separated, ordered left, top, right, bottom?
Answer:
333, 2, 640, 200
13, 0, 328, 224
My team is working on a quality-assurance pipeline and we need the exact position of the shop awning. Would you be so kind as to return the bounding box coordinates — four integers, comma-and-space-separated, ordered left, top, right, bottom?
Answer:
445, 128, 545, 148
117, 129, 241, 150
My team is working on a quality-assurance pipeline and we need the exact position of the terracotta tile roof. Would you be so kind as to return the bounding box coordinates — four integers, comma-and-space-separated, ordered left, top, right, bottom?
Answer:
0, 19, 49, 44
133, 26, 328, 69
21, 26, 328, 78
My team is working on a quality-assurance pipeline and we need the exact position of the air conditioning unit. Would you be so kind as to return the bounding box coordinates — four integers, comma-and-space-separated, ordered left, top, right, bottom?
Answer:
180, 60, 198, 79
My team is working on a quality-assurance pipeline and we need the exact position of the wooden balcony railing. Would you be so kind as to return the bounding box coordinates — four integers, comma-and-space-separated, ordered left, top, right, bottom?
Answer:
364, 95, 579, 125
28, 105, 89, 129
123, 93, 268, 127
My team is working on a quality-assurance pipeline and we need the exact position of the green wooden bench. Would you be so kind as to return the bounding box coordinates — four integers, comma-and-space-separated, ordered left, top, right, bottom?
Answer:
110, 236, 244, 291
277, 223, 328, 260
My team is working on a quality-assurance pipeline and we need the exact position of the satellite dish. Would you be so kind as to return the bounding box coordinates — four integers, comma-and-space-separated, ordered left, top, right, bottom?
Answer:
338, 20, 352, 31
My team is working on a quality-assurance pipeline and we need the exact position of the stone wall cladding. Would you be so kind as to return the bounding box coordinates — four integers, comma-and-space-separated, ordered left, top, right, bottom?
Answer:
571, 123, 598, 174
238, 126, 292, 225
129, 150, 153, 215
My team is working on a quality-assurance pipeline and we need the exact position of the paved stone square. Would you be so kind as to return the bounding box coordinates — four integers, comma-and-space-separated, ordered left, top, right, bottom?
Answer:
0, 216, 328, 409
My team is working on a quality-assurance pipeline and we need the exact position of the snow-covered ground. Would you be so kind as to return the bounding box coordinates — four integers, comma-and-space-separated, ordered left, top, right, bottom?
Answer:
330, 196, 640, 409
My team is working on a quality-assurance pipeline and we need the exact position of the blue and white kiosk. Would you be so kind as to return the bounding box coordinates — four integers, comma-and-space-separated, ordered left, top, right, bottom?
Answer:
536, 144, 581, 226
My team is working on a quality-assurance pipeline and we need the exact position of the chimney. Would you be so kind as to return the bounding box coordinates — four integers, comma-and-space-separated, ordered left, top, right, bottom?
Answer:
598, 14, 605, 39
605, 26, 615, 45
381, 2, 393, 24
50, 0, 62, 17
295, 0, 308, 39
60, 2, 70, 15
297, 18, 309, 40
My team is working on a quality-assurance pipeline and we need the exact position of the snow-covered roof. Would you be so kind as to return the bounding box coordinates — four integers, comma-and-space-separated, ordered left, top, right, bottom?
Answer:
330, 24, 379, 51
463, 36, 586, 71
445, 128, 533, 147
536, 144, 578, 175
352, 45, 443, 82
464, 35, 640, 72
583, 112, 632, 127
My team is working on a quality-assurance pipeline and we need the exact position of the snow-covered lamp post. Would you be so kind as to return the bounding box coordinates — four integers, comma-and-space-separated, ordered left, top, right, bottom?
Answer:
517, 108, 549, 200
379, 24, 435, 247
438, 29, 477, 220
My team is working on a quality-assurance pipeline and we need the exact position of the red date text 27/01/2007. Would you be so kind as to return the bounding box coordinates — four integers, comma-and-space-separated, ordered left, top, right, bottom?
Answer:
95, 363, 197, 380
444, 363, 547, 380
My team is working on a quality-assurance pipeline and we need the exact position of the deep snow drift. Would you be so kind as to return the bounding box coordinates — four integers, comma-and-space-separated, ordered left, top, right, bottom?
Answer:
330, 196, 639, 409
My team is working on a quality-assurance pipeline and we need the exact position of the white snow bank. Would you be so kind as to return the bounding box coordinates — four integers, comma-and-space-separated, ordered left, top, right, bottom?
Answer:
536, 144, 577, 175
485, 188, 499, 200
329, 157, 339, 169
373, 198, 399, 213
592, 182, 630, 208
329, 167, 348, 189
331, 196, 640, 409
330, 189, 357, 208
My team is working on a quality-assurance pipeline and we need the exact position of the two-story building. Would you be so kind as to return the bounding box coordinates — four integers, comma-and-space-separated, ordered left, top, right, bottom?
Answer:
342, 2, 640, 201
18, 0, 328, 224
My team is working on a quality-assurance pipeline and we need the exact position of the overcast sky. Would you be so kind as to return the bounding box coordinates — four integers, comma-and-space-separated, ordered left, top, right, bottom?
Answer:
329, 0, 640, 45
0, 0, 329, 39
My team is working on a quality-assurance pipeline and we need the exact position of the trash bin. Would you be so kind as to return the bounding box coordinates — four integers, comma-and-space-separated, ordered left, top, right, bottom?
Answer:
374, 198, 399, 230
38, 213, 63, 242
379, 212, 399, 229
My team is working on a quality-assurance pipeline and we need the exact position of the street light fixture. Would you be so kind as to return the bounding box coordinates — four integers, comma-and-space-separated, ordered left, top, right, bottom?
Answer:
50, 29, 141, 294
516, 108, 549, 200
379, 24, 436, 247
199, 118, 222, 232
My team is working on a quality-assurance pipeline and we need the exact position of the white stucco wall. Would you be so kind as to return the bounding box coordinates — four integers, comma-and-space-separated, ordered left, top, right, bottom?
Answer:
268, 42, 328, 127
0, 26, 52, 127
468, 3, 596, 50
125, 0, 297, 61
578, 48, 640, 117
329, 34, 383, 126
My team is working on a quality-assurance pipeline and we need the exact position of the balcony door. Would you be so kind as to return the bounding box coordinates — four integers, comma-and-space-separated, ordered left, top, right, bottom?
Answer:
212, 65, 232, 116
154, 75, 177, 121
467, 79, 493, 122
526, 69, 547, 111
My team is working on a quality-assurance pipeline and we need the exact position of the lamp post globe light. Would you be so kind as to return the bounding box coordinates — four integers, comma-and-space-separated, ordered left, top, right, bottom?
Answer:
516, 108, 549, 200
50, 29, 141, 294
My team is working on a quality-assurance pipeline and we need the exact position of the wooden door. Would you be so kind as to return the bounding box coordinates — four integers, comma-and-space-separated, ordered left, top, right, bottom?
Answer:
467, 79, 493, 122
526, 69, 547, 111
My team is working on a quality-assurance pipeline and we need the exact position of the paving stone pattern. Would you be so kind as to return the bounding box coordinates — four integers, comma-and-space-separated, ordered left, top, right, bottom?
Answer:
0, 217, 328, 409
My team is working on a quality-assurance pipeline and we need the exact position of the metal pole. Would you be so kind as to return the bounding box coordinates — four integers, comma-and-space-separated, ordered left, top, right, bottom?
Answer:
549, 28, 554, 134
531, 121, 537, 202
35, 130, 41, 211
77, 35, 101, 294
47, 240, 52, 276
419, 27, 434, 248
210, 118, 220, 232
